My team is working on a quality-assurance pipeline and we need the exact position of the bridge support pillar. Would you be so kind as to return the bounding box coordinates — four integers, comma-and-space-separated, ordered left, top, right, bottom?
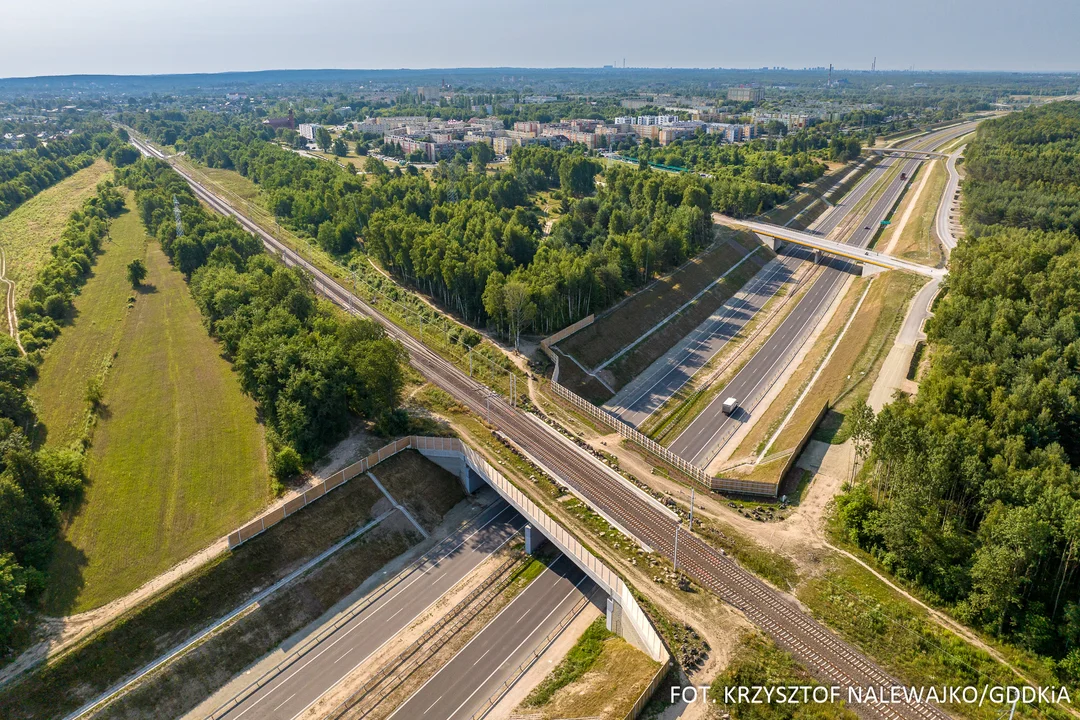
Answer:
524, 523, 546, 555
755, 232, 781, 252
860, 262, 887, 277
811, 249, 821, 265
606, 596, 616, 633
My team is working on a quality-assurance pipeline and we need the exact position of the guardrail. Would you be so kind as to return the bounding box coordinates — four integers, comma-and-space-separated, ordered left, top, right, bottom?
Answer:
409, 436, 667, 664
227, 434, 667, 669
545, 380, 782, 497
325, 552, 526, 720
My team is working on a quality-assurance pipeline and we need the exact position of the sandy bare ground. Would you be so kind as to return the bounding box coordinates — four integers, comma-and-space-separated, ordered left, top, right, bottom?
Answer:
535, 380, 1041, 691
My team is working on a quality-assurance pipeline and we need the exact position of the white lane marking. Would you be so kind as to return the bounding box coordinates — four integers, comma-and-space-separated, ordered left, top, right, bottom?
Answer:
335, 646, 355, 663
285, 505, 522, 720
272, 693, 296, 712
444, 574, 591, 720
425, 695, 444, 714
472, 646, 493, 666
385, 563, 579, 720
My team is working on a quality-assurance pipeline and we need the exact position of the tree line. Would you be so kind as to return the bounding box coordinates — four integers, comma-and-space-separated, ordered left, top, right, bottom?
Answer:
17, 182, 125, 358
0, 127, 113, 220
0, 179, 127, 652
835, 102, 1080, 677
117, 158, 408, 474
166, 124, 720, 340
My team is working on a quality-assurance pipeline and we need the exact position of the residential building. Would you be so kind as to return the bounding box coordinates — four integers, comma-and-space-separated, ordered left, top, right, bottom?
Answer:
728, 86, 765, 103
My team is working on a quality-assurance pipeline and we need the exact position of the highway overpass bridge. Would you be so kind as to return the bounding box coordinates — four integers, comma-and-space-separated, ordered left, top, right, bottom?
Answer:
729, 218, 947, 279
868, 147, 948, 159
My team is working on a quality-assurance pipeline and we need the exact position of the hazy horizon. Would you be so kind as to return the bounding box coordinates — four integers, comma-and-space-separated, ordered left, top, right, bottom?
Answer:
2, 0, 1078, 79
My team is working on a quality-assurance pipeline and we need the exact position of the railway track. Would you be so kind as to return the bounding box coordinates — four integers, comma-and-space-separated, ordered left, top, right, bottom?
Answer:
131, 136, 951, 720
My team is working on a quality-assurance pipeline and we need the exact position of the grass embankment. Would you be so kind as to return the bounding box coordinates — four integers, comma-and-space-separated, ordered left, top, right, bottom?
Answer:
876, 160, 947, 266
178, 159, 525, 401
521, 616, 660, 719
643, 266, 815, 444
0, 159, 113, 301
709, 632, 859, 720
98, 526, 417, 720
728, 271, 922, 468
0, 475, 386, 720
370, 448, 466, 531
606, 242, 769, 391
798, 554, 1067, 720
558, 232, 758, 369
42, 193, 268, 615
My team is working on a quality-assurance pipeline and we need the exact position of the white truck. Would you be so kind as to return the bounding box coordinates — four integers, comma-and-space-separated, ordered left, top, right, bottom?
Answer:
722, 397, 739, 415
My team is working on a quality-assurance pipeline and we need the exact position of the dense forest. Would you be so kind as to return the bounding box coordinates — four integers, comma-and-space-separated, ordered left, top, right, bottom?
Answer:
127, 115, 728, 339
835, 102, 1080, 676
118, 158, 407, 469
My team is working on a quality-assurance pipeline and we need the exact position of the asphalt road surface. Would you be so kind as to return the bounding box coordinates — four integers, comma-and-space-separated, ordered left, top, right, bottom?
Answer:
669, 122, 978, 466
135, 132, 955, 720
605, 154, 896, 429
213, 502, 525, 720
388, 555, 597, 720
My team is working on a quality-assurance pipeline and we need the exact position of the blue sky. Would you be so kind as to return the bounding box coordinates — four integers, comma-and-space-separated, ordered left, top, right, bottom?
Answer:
2, 0, 1078, 77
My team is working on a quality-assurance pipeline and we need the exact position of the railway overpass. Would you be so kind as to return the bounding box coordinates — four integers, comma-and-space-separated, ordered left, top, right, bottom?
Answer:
726, 218, 947, 279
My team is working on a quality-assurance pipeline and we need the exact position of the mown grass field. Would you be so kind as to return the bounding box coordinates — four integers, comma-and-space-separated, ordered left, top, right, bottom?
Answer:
33, 192, 146, 447
44, 197, 268, 615
730, 271, 923, 464
0, 159, 113, 301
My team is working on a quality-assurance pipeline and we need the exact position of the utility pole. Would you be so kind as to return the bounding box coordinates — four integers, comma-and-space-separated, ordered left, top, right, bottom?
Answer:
689, 487, 696, 530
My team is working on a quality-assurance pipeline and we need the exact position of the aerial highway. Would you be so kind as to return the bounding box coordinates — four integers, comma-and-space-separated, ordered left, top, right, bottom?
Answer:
388, 557, 597, 720
132, 133, 950, 720
667, 121, 978, 467
209, 502, 525, 720
605, 156, 897, 427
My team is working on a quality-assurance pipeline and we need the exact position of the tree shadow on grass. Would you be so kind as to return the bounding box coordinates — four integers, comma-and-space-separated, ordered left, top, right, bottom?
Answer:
133, 283, 157, 295
41, 535, 89, 617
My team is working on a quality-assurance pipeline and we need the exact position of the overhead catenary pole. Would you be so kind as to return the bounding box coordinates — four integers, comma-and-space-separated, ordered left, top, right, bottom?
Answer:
673, 523, 680, 573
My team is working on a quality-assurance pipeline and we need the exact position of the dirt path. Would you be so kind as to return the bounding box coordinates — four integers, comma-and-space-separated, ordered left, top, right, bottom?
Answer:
0, 245, 24, 354
532, 394, 1050, 695
881, 160, 936, 256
